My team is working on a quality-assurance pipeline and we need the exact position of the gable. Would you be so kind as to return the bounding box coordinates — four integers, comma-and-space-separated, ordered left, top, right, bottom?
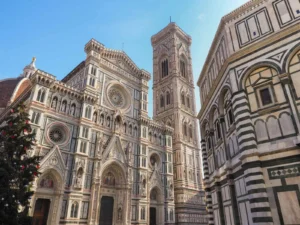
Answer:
102, 135, 126, 164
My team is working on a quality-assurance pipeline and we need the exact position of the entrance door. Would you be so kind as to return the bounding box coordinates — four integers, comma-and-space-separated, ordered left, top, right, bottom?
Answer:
99, 196, 114, 225
32, 199, 50, 225
150, 207, 156, 225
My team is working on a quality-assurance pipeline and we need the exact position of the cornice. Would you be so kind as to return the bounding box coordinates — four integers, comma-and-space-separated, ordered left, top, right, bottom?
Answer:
197, 22, 300, 120
151, 22, 192, 46
197, 0, 268, 86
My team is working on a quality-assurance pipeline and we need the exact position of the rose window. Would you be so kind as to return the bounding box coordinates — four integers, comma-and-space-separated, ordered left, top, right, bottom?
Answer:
49, 129, 63, 143
106, 83, 131, 111
108, 89, 124, 107
47, 123, 69, 145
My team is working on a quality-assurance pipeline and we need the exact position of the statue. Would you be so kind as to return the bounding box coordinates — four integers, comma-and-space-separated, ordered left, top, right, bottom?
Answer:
70, 104, 76, 116
75, 169, 83, 188
93, 113, 97, 123
118, 207, 122, 220
168, 183, 173, 198
51, 98, 57, 108
126, 142, 132, 163
96, 134, 104, 157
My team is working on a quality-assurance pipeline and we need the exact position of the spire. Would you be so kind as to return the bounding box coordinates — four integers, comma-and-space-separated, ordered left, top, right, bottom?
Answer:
21, 57, 37, 78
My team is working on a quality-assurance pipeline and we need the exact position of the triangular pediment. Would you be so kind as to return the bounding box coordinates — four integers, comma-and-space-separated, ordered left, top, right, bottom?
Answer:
102, 135, 126, 164
39, 145, 66, 179
101, 49, 140, 76
149, 169, 163, 191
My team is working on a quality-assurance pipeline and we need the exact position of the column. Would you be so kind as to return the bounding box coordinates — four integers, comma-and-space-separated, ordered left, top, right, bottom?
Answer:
216, 184, 225, 225
201, 140, 209, 180
232, 90, 273, 224
227, 176, 240, 225
205, 188, 214, 225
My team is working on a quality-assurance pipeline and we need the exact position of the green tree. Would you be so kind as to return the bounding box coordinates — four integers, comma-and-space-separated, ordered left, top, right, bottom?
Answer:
0, 103, 40, 225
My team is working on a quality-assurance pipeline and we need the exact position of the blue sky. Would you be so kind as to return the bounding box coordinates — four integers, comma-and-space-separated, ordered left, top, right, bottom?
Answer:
0, 0, 248, 117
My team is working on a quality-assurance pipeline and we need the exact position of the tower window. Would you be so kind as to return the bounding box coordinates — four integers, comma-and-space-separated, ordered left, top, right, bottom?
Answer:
166, 92, 171, 105
183, 123, 187, 136
160, 95, 165, 108
187, 96, 190, 108
161, 59, 169, 78
228, 108, 234, 125
180, 60, 186, 77
259, 88, 273, 106
181, 93, 185, 105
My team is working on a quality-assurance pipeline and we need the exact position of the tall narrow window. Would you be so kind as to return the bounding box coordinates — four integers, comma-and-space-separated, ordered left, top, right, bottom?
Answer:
36, 89, 45, 103
166, 92, 171, 105
85, 106, 91, 119
160, 95, 165, 108
180, 60, 186, 77
31, 111, 40, 125
183, 123, 187, 136
187, 96, 190, 108
141, 207, 146, 220
161, 59, 169, 78
70, 202, 79, 218
181, 93, 185, 105
228, 108, 234, 125
189, 125, 193, 139
216, 122, 221, 140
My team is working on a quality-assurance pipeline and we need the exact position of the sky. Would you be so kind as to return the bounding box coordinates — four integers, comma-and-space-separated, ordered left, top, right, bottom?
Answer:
0, 0, 248, 117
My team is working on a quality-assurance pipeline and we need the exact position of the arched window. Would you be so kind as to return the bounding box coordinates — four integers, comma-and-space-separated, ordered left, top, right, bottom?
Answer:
183, 122, 187, 136
180, 60, 186, 77
85, 106, 91, 119
166, 92, 171, 105
181, 93, 185, 105
160, 95, 165, 108
36, 89, 45, 103
70, 202, 79, 218
149, 132, 152, 141
142, 127, 147, 138
161, 58, 169, 78
61, 100, 67, 112
129, 124, 132, 135
189, 125, 193, 139
51, 97, 58, 109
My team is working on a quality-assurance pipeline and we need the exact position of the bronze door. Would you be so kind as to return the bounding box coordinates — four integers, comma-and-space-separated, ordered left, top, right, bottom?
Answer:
32, 199, 50, 225
99, 196, 114, 225
150, 207, 156, 225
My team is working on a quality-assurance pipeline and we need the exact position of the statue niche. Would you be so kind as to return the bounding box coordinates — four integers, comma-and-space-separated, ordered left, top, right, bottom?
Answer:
74, 168, 83, 189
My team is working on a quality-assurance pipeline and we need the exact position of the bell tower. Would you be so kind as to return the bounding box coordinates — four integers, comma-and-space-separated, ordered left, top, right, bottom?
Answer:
151, 23, 207, 224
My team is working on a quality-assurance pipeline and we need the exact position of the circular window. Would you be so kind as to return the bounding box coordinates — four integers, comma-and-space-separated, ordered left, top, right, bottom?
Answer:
108, 89, 124, 107
47, 123, 69, 145
49, 129, 63, 143
106, 83, 131, 111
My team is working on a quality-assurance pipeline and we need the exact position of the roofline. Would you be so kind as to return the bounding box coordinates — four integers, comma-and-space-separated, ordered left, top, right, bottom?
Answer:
197, 0, 265, 86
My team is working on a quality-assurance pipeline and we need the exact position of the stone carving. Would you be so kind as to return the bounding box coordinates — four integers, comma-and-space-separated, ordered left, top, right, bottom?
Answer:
96, 134, 104, 157
70, 104, 76, 116
74, 168, 83, 188
125, 142, 132, 164
118, 207, 122, 220
168, 183, 174, 199
50, 156, 58, 165
51, 97, 57, 108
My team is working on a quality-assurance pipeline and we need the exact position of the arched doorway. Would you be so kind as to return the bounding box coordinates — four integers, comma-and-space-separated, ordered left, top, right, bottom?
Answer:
31, 169, 64, 225
149, 187, 164, 225
97, 162, 130, 225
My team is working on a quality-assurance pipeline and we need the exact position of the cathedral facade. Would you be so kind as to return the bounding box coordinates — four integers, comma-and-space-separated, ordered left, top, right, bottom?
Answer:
197, 0, 300, 225
0, 24, 206, 225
